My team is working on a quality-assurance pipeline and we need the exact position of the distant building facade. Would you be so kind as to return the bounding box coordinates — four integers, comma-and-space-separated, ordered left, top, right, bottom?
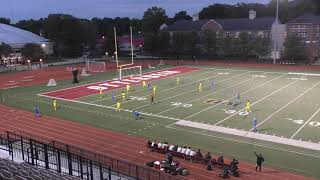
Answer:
286, 14, 320, 62
0, 23, 53, 65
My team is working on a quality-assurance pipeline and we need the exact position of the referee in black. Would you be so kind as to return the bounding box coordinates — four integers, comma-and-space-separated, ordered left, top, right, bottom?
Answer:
254, 152, 264, 172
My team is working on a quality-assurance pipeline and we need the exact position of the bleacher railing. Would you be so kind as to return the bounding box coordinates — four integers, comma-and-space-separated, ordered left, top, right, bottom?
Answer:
0, 131, 178, 180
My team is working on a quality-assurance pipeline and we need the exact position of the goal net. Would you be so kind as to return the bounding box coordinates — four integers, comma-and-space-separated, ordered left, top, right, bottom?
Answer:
86, 60, 106, 73
119, 66, 142, 80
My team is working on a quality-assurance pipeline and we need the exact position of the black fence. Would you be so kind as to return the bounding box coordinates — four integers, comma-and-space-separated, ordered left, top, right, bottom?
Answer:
0, 131, 178, 180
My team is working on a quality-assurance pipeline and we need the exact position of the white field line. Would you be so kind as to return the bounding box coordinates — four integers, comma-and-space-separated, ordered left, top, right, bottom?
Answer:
166, 125, 320, 159
201, 67, 287, 74
290, 107, 320, 139
89, 69, 216, 103
37, 94, 185, 122
133, 70, 251, 110
185, 73, 287, 120
250, 80, 320, 133
157, 72, 265, 115
214, 76, 304, 126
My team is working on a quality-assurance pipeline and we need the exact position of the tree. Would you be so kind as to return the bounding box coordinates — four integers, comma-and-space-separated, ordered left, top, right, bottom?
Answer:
184, 31, 200, 56
202, 30, 217, 56
15, 19, 44, 35
174, 11, 192, 21
0, 43, 13, 56
283, 35, 306, 62
21, 43, 43, 61
252, 37, 271, 59
0, 17, 10, 25
172, 32, 185, 54
155, 31, 170, 53
237, 32, 253, 58
142, 7, 168, 34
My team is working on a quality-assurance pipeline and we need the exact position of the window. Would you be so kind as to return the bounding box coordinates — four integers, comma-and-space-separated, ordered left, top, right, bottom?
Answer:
224, 32, 230, 37
290, 27, 307, 37
316, 26, 320, 37
301, 41, 306, 47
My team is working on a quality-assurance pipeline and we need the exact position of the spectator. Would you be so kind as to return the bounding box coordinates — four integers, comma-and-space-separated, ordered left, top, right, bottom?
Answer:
254, 152, 264, 172
207, 160, 213, 171
189, 149, 196, 156
169, 144, 174, 151
166, 152, 173, 164
181, 147, 187, 154
162, 142, 168, 149
173, 145, 178, 151
177, 146, 182, 153
218, 156, 224, 164
204, 152, 212, 164
196, 149, 203, 157
158, 142, 162, 149
185, 147, 191, 156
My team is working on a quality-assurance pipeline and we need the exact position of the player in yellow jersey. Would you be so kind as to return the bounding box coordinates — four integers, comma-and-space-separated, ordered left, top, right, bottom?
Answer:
122, 91, 126, 101
99, 87, 103, 98
153, 85, 157, 95
116, 101, 121, 111
142, 81, 147, 88
126, 84, 130, 93
198, 82, 203, 92
53, 98, 57, 111
246, 100, 251, 113
177, 76, 180, 85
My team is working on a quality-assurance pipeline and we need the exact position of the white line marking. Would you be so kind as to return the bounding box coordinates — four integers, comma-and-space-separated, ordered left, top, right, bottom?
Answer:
166, 125, 320, 158
186, 73, 287, 120
251, 80, 320, 133
158, 72, 261, 115
134, 70, 250, 110
89, 68, 215, 103
291, 107, 320, 138
214, 76, 304, 126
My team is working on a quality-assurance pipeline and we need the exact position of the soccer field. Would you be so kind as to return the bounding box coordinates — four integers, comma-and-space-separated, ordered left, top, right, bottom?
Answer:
3, 65, 320, 178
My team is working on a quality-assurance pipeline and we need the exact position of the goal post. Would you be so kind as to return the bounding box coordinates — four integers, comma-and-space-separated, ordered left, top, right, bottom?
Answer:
119, 66, 142, 80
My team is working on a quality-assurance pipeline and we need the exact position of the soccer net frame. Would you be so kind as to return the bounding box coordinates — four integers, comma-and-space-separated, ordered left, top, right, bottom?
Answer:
86, 60, 106, 73
119, 66, 142, 80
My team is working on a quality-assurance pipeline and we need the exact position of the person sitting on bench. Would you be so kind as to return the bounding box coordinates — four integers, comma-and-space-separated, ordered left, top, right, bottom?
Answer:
172, 144, 178, 151
185, 147, 191, 156
181, 147, 187, 154
177, 146, 182, 153
169, 144, 174, 151
196, 149, 203, 158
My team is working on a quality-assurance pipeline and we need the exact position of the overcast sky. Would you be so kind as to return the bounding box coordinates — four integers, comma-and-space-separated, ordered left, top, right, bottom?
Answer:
0, 0, 270, 22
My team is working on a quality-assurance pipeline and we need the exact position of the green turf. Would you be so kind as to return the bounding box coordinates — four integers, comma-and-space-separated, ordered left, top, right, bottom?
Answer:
2, 65, 320, 179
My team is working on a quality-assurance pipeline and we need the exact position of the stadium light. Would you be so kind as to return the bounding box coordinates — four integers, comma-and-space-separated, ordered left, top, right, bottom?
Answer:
41, 43, 46, 48
105, 52, 108, 55
39, 59, 43, 62
27, 60, 31, 63
102, 36, 105, 39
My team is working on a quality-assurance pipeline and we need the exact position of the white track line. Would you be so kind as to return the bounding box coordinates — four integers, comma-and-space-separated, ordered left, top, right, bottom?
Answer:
185, 73, 287, 120
158, 72, 262, 115
214, 76, 304, 126
166, 125, 320, 159
89, 69, 215, 103
133, 70, 250, 110
250, 80, 320, 133
291, 107, 320, 139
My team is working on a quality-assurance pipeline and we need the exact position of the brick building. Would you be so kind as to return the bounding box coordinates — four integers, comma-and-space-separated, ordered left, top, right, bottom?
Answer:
286, 14, 320, 62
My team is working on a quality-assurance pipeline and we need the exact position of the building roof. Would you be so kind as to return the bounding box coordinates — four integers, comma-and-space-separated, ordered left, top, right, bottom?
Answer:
166, 19, 211, 31
287, 14, 320, 24
0, 23, 48, 48
215, 17, 275, 31
166, 17, 275, 32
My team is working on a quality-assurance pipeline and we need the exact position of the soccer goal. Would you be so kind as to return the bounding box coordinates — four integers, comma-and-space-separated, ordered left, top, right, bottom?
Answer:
86, 60, 106, 73
119, 65, 142, 80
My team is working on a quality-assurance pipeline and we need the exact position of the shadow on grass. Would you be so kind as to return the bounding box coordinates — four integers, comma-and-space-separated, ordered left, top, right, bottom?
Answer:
257, 128, 274, 132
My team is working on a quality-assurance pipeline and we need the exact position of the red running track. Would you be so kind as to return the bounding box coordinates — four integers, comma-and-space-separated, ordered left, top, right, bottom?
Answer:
0, 105, 315, 180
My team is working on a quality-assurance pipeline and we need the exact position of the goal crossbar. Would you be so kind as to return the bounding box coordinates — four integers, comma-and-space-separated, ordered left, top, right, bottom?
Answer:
119, 65, 141, 80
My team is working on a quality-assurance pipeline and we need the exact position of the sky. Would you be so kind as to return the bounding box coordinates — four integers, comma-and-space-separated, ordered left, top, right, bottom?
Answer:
0, 0, 271, 22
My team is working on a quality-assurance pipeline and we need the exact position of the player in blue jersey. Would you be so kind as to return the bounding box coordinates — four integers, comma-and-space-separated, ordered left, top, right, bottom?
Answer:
34, 105, 40, 119
252, 117, 258, 132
